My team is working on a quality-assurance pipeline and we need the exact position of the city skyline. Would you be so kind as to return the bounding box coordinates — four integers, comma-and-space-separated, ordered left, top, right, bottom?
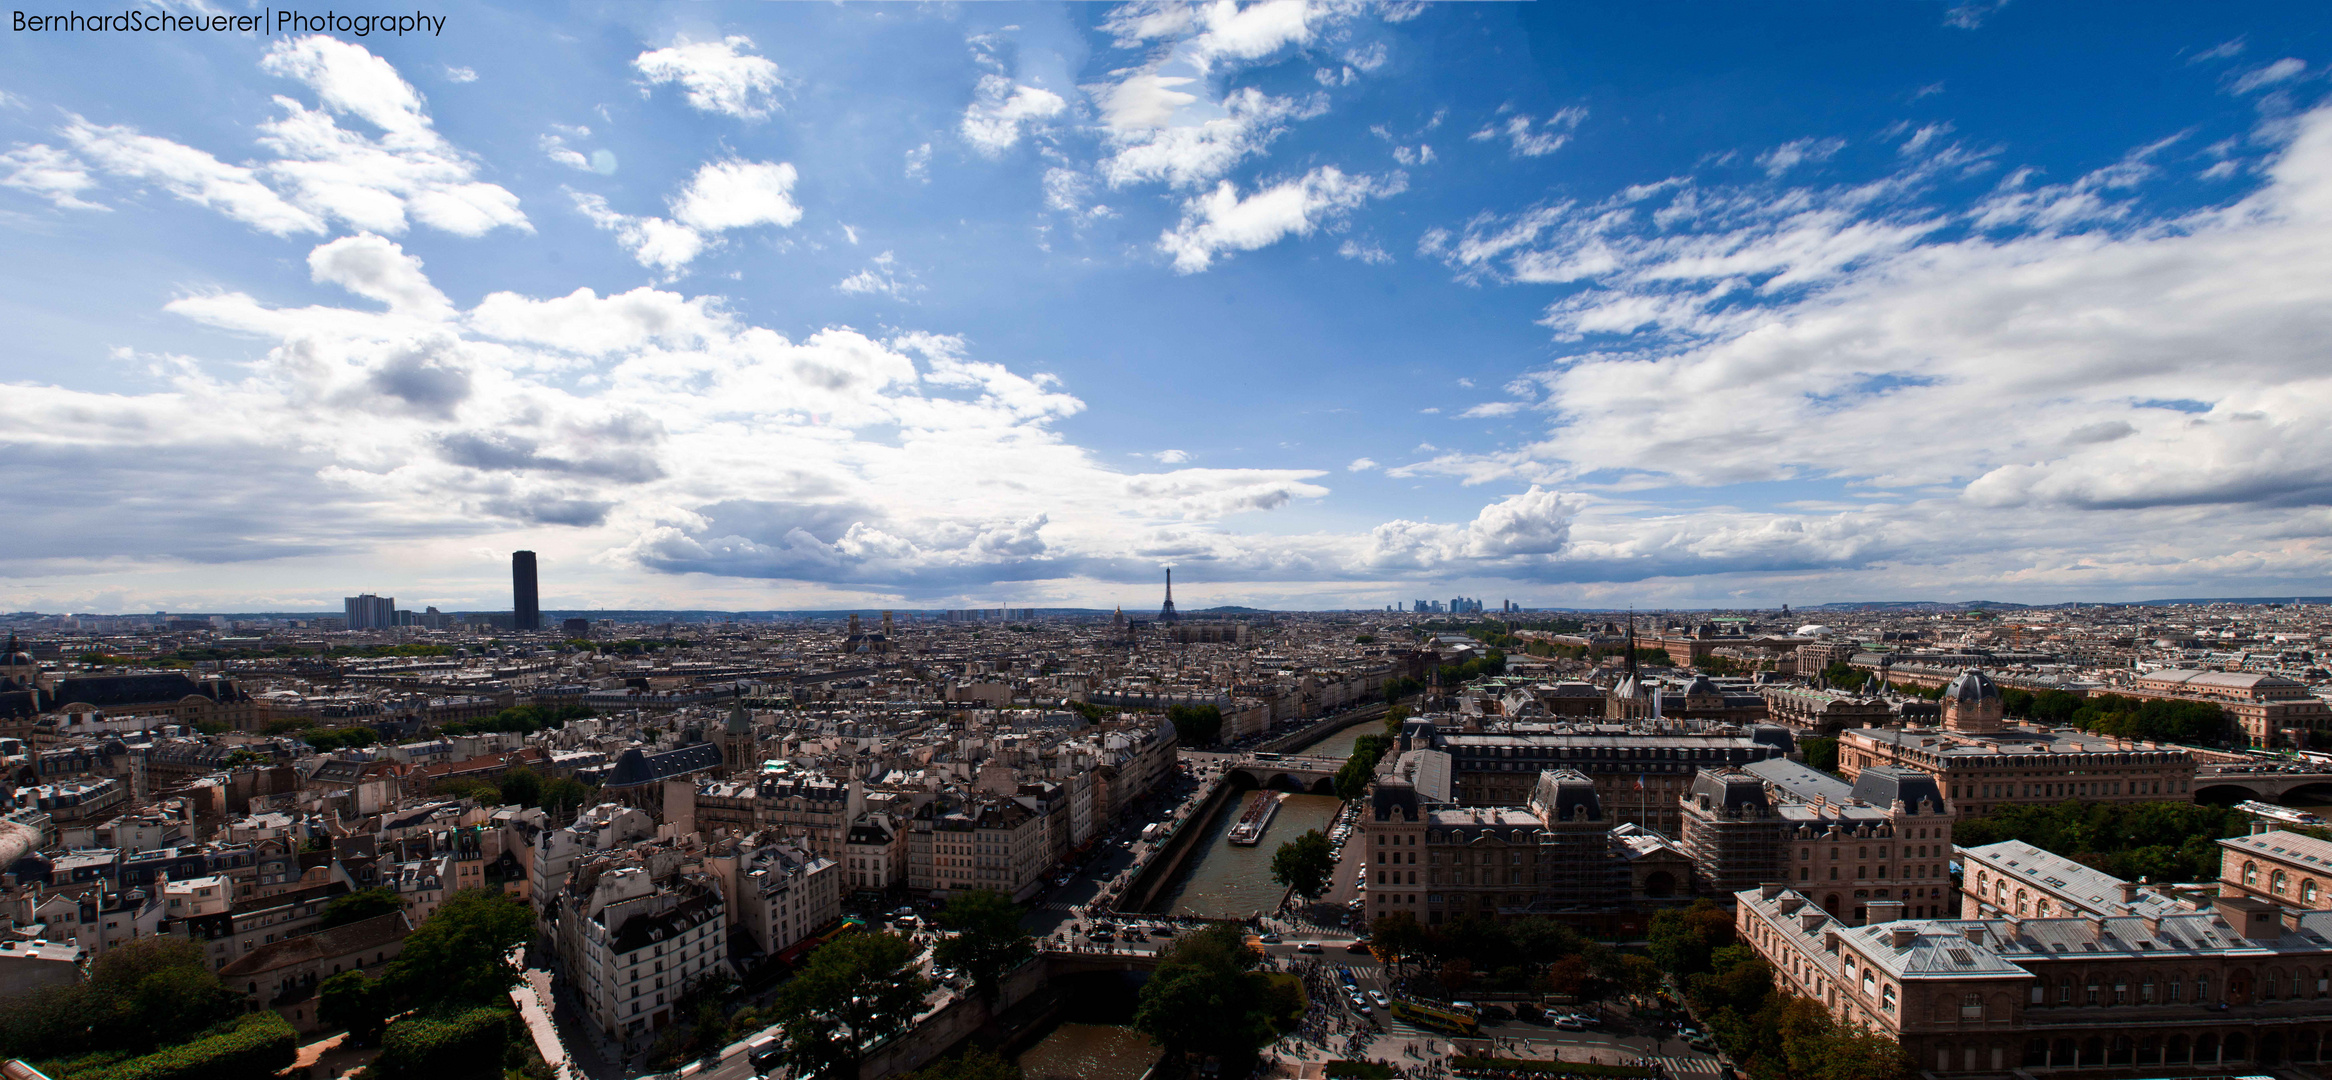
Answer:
6, 2, 2332, 613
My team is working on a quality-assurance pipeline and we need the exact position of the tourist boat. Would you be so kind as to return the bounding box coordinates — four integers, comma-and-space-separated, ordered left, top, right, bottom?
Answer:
1227, 790, 1281, 846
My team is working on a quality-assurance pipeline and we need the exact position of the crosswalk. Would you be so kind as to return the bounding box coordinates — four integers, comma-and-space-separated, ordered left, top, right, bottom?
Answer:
1644, 1054, 1724, 1074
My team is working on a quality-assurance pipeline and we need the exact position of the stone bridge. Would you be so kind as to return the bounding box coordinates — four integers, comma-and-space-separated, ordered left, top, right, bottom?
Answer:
2193, 765, 2332, 804
1223, 753, 1348, 794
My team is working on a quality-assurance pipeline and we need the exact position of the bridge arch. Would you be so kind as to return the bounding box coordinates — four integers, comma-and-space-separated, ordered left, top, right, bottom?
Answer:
2196, 783, 2263, 806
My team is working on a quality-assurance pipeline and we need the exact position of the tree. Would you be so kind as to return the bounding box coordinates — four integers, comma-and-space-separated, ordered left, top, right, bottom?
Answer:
90, 935, 241, 1049
319, 970, 392, 1045
1166, 704, 1224, 746
497, 765, 543, 808
1649, 899, 1735, 978
1269, 829, 1337, 901
430, 778, 502, 804
539, 776, 594, 815
767, 931, 932, 1080
388, 888, 534, 1005
319, 887, 406, 930
1133, 924, 1288, 1068
1366, 911, 1430, 978
1799, 737, 1839, 774
933, 889, 1036, 1006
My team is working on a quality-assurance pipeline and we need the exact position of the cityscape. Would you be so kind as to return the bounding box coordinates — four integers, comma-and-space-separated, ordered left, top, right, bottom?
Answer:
6, 4, 2332, 1080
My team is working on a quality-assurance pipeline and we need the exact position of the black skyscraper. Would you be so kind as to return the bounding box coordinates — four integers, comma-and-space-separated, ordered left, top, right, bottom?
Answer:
513, 550, 540, 631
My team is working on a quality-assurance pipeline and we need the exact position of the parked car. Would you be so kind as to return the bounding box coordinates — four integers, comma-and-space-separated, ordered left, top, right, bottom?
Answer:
1554, 1014, 1585, 1031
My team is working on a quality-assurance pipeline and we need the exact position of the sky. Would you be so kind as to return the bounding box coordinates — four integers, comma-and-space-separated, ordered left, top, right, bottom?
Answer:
4, 1, 2332, 615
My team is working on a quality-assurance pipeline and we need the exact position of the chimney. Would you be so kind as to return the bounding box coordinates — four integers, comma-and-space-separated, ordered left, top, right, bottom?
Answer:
1760, 883, 1785, 901
1889, 926, 1919, 948
1868, 899, 1907, 924
1802, 910, 1827, 933
1777, 896, 1806, 916
2117, 882, 2141, 906
1964, 925, 1986, 943
2000, 917, 2022, 941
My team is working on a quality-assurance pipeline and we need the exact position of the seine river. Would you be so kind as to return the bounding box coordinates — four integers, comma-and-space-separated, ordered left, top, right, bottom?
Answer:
1156, 716, 1380, 919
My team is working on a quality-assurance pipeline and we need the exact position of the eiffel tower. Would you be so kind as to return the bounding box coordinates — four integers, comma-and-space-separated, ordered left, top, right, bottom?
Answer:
1158, 568, 1180, 624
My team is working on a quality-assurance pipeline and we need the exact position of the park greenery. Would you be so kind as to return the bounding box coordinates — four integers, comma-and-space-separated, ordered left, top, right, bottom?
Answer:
1652, 900, 1915, 1080
1367, 911, 1658, 1003
1952, 799, 2252, 882
2001, 688, 2233, 746
1269, 829, 1338, 900
1133, 924, 1303, 1068
429, 765, 597, 815
1334, 732, 1395, 800
0, 937, 246, 1068
439, 703, 595, 737
318, 887, 406, 930
932, 889, 1038, 1005
1798, 737, 1840, 774
764, 930, 932, 1080
1166, 703, 1224, 746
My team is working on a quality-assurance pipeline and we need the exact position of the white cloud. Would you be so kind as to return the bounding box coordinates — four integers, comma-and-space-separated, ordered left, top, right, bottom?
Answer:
836, 252, 917, 300
2232, 58, 2307, 95
1153, 449, 1191, 464
61, 117, 324, 235
0, 143, 105, 210
905, 143, 932, 182
1347, 457, 1377, 471
1337, 238, 1390, 264
633, 36, 784, 120
308, 233, 454, 319
960, 74, 1067, 156
1470, 107, 1586, 158
575, 159, 800, 274
1097, 86, 1318, 189
671, 159, 801, 232
2190, 38, 2245, 64
444, 66, 477, 83
247, 36, 529, 238
1755, 136, 1845, 177
1362, 486, 1576, 568
1159, 167, 1404, 273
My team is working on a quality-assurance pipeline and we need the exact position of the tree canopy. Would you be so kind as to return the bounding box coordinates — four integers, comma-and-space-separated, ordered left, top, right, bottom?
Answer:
1953, 799, 2251, 881
1132, 924, 1295, 1067
1166, 704, 1224, 746
932, 889, 1036, 1005
387, 888, 534, 1004
1269, 829, 1337, 900
0, 936, 242, 1063
767, 931, 932, 1080
319, 887, 406, 930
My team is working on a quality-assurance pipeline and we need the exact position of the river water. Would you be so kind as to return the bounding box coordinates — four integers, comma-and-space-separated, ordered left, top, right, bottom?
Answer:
1157, 716, 1380, 919
1016, 1023, 1161, 1080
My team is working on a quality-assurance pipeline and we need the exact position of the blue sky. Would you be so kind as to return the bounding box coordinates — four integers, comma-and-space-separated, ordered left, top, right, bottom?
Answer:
4, 0, 2332, 614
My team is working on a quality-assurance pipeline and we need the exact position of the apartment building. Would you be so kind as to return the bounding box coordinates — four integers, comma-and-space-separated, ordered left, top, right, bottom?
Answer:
707, 832, 839, 959
550, 861, 727, 1046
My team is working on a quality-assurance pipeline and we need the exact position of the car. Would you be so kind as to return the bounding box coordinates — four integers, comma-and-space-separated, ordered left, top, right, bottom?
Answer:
1296, 941, 1322, 953
1513, 1003, 1545, 1023
1478, 1004, 1512, 1023
1348, 996, 1372, 1015
1258, 932, 1282, 944
1368, 990, 1390, 1008
1554, 1014, 1585, 1032
1689, 1036, 1718, 1053
1090, 930, 1115, 942
1451, 1001, 1477, 1014
1150, 925, 1177, 937
747, 1035, 782, 1074
1345, 939, 1373, 954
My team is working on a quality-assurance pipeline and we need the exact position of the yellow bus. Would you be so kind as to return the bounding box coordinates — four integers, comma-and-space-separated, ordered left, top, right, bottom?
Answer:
1390, 999, 1480, 1036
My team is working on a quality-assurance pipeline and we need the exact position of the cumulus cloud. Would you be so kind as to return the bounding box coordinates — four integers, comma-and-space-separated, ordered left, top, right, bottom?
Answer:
960, 74, 1067, 156
1363, 486, 1576, 569
837, 252, 918, 300
575, 158, 799, 273
1159, 166, 1405, 273
1386, 101, 2332, 599
60, 117, 324, 235
634, 36, 784, 120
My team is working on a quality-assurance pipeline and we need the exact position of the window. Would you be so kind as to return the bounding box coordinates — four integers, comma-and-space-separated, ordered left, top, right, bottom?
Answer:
2245, 862, 2259, 887
2275, 870, 2290, 895
1961, 993, 1982, 1020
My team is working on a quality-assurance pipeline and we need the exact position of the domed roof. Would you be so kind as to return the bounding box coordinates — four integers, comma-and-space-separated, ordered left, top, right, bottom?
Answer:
1944, 669, 2000, 702
1682, 674, 1719, 696
1793, 624, 1833, 638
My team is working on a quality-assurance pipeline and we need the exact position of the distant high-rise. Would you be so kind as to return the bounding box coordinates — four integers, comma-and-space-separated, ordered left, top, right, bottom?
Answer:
343, 594, 395, 630
1159, 569, 1180, 624
512, 551, 541, 631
